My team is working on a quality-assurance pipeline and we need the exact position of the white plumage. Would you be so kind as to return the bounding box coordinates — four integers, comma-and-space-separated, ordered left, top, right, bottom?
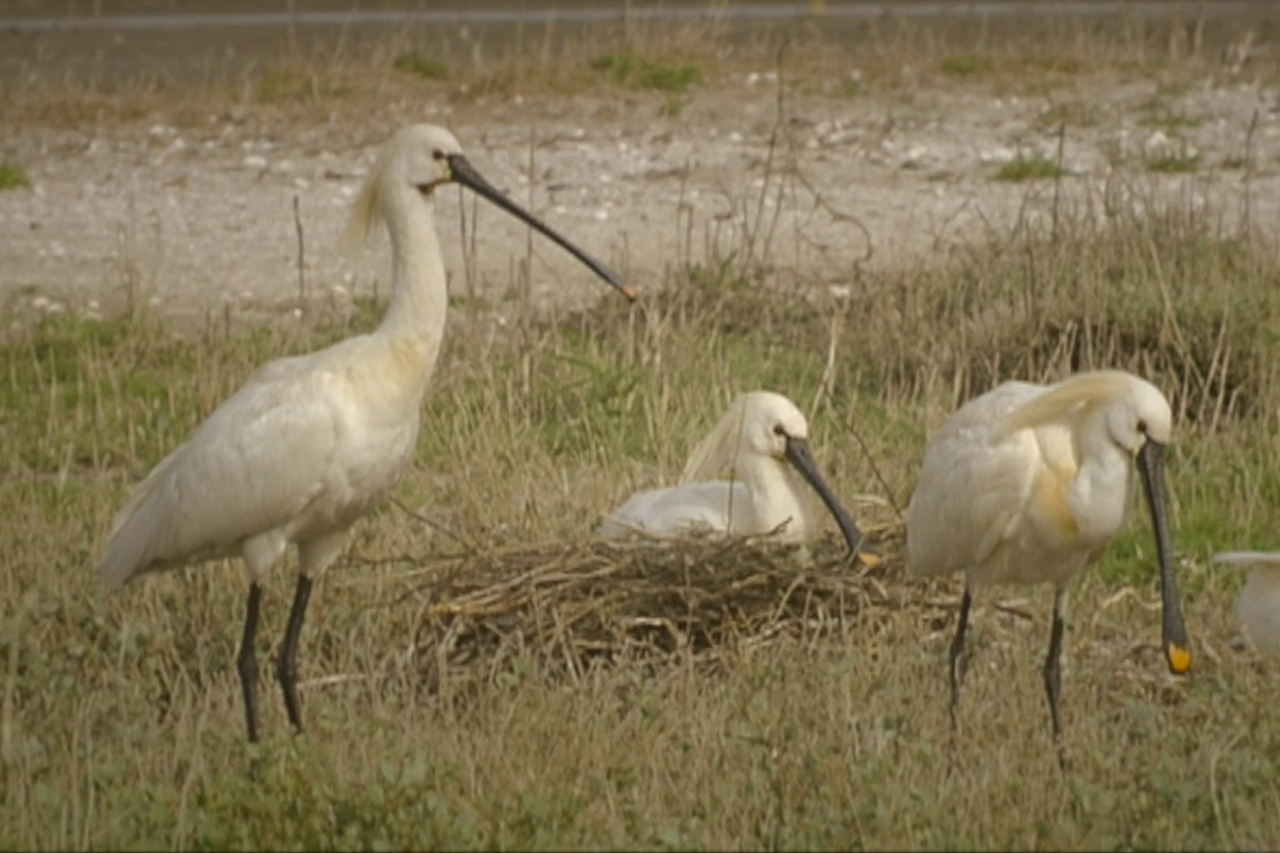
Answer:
96, 123, 632, 742
600, 391, 867, 554
906, 369, 1191, 753
1212, 551, 1280, 652
98, 334, 426, 591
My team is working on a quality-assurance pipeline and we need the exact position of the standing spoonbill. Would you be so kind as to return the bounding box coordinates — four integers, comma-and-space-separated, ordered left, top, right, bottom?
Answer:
905, 370, 1191, 749
95, 124, 634, 743
1211, 551, 1280, 653
599, 391, 868, 555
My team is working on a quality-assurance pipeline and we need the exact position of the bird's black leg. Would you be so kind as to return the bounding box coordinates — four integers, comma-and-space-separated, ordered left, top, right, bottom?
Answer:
1043, 584, 1068, 771
277, 574, 314, 733
237, 583, 263, 744
945, 584, 974, 778
948, 584, 973, 732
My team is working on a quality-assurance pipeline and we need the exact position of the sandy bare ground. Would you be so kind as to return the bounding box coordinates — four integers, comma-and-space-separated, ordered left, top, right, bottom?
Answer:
3, 70, 1280, 328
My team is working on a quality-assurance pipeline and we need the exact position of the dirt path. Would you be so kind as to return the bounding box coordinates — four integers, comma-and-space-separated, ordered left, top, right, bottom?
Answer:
3, 70, 1279, 328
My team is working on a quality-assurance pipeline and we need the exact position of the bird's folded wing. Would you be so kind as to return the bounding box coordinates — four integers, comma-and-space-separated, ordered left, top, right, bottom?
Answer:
96, 366, 344, 588
605, 481, 739, 536
906, 420, 1036, 580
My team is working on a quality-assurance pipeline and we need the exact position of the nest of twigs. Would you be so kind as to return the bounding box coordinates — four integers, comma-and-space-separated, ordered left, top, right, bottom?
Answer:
398, 520, 959, 696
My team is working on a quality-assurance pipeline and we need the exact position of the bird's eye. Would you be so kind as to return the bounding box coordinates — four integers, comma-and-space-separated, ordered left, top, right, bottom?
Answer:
1137, 419, 1148, 434
772, 424, 786, 437
432, 149, 445, 161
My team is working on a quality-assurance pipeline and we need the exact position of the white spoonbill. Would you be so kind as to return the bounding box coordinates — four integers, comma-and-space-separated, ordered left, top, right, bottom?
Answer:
906, 370, 1191, 747
599, 391, 868, 554
1211, 551, 1280, 652
95, 124, 635, 743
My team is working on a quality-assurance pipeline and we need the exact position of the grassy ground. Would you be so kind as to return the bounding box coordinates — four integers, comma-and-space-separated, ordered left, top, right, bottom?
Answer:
3, 4, 1273, 129
4, 175, 1280, 849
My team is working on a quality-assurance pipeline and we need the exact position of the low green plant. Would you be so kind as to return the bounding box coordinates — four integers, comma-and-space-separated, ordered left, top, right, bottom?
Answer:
939, 54, 991, 76
1145, 151, 1201, 173
393, 52, 449, 81
0, 161, 30, 190
254, 67, 345, 103
591, 52, 700, 92
996, 154, 1064, 181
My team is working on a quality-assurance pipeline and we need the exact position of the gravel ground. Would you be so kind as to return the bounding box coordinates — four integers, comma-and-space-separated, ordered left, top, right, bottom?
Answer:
3, 67, 1280, 329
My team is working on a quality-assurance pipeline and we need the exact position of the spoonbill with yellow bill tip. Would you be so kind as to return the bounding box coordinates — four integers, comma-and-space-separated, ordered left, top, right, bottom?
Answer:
905, 369, 1191, 760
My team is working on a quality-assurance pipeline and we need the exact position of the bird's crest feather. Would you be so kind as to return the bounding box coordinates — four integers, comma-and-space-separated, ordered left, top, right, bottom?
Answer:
999, 370, 1134, 437
680, 395, 751, 484
342, 146, 393, 254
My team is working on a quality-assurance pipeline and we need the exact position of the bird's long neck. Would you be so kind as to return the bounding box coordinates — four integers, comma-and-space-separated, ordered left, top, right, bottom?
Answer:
1066, 412, 1133, 544
733, 455, 814, 539
377, 184, 449, 387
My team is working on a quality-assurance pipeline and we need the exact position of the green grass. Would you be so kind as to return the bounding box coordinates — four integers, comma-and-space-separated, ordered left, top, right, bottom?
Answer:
0, 6, 1252, 128
939, 54, 992, 76
836, 79, 862, 98
6, 130, 1280, 850
253, 67, 347, 103
590, 52, 701, 92
1145, 151, 1202, 173
392, 53, 449, 81
1028, 54, 1083, 74
0, 161, 30, 190
996, 154, 1065, 182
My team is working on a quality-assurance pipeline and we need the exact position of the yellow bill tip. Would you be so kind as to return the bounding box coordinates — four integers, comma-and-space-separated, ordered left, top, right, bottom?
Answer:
1167, 643, 1192, 675
856, 551, 882, 568
620, 284, 638, 302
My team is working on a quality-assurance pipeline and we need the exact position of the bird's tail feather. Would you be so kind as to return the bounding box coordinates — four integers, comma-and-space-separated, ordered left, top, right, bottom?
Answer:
96, 450, 182, 589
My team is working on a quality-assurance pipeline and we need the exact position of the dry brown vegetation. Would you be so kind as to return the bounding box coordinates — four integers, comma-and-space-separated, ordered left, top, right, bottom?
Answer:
5, 5, 1280, 851
3, 3, 1275, 131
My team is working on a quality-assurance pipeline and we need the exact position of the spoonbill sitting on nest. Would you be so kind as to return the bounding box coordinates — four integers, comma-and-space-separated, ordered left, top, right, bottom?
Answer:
600, 391, 868, 556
